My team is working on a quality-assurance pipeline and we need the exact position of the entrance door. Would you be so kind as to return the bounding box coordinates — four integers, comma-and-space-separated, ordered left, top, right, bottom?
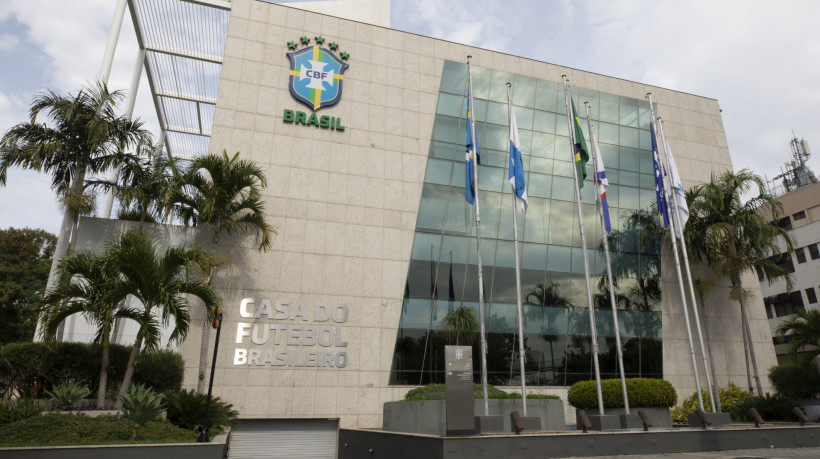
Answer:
229, 419, 338, 459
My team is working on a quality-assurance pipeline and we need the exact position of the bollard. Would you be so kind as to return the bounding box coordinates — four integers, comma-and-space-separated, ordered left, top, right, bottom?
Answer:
510, 410, 525, 435
694, 409, 712, 430
792, 407, 810, 426
576, 409, 592, 433
637, 409, 653, 432
749, 407, 764, 428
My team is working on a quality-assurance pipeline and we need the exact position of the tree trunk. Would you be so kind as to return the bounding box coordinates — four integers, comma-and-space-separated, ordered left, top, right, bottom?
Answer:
52, 169, 86, 341
197, 267, 216, 393
97, 324, 111, 408
115, 333, 143, 409
698, 291, 722, 412
737, 277, 764, 396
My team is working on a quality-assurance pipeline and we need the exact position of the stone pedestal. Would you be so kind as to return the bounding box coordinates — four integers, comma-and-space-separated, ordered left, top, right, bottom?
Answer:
474, 415, 504, 434
687, 411, 732, 427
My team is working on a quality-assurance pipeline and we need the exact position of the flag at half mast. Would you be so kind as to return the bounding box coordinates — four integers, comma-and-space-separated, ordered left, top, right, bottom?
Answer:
650, 121, 669, 229
570, 97, 589, 188
508, 104, 528, 215
664, 138, 689, 237
590, 124, 611, 233
465, 86, 480, 204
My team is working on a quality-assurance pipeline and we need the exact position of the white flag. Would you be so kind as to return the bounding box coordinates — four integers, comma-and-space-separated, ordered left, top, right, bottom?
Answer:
664, 139, 689, 238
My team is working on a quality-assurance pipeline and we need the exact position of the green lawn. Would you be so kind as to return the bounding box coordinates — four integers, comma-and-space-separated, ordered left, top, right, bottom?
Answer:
0, 412, 199, 447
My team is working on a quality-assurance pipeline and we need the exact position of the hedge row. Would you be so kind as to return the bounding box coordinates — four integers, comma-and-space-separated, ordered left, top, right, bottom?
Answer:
403, 383, 560, 401
0, 342, 183, 398
567, 378, 677, 409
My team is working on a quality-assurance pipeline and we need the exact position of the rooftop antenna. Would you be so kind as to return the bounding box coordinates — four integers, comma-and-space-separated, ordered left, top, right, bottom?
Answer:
771, 131, 817, 195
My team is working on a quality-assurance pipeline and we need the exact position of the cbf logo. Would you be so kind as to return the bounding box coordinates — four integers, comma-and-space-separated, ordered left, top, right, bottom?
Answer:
286, 36, 349, 111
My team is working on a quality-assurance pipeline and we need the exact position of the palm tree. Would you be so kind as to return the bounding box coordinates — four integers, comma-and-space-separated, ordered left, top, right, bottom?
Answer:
87, 138, 180, 232
0, 82, 147, 301
775, 308, 820, 361
440, 306, 478, 346
526, 281, 573, 383
170, 150, 276, 392
38, 242, 140, 408
686, 168, 795, 395
108, 230, 220, 408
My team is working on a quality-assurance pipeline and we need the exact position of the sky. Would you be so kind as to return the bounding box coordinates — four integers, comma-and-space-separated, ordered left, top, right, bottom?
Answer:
1, 0, 819, 235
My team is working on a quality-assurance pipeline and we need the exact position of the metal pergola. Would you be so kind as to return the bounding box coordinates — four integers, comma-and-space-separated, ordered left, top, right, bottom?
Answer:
97, 0, 232, 217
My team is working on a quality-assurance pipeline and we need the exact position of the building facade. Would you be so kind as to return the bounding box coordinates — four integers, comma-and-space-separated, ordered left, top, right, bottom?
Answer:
67, 0, 777, 430
759, 180, 820, 364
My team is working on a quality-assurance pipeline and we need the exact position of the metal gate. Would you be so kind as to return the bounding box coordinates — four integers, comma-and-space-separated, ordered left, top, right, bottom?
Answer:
229, 419, 338, 459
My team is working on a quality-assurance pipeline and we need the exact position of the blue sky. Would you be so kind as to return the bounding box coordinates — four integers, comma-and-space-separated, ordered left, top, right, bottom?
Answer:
2, 0, 819, 234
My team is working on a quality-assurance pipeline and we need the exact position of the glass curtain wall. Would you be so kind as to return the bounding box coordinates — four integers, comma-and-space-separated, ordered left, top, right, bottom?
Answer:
389, 61, 663, 387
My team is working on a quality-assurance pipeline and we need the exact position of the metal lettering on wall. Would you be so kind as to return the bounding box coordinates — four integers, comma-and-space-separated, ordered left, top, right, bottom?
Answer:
233, 298, 349, 368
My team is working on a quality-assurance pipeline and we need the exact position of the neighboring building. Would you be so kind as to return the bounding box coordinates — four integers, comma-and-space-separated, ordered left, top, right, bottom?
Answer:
64, 0, 778, 439
759, 179, 820, 364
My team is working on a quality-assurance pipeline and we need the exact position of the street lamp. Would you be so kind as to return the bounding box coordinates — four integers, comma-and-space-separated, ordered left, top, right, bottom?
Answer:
197, 305, 223, 443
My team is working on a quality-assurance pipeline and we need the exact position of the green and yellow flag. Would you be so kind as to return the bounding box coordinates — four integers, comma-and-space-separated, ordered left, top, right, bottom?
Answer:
571, 97, 589, 188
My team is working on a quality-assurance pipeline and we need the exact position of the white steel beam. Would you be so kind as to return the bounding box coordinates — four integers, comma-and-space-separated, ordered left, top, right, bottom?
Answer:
156, 91, 217, 105
144, 45, 223, 64
179, 0, 232, 10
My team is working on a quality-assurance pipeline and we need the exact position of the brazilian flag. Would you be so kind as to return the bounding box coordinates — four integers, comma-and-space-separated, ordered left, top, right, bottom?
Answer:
571, 96, 589, 188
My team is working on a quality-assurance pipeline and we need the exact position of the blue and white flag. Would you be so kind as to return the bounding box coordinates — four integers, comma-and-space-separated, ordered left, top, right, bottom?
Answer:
664, 139, 689, 238
650, 121, 669, 229
465, 87, 479, 205
590, 124, 611, 233
508, 105, 527, 216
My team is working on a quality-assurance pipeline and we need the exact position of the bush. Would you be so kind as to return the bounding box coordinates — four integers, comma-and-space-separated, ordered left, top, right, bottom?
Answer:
165, 389, 239, 431
727, 394, 795, 422
0, 342, 183, 399
567, 378, 677, 409
0, 398, 45, 424
120, 384, 165, 440
670, 382, 749, 422
769, 360, 820, 399
46, 382, 92, 410
133, 350, 184, 394
0, 412, 197, 446
402, 383, 560, 401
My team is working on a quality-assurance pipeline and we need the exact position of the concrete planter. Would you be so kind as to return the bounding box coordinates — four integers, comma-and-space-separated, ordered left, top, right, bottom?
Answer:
605, 407, 673, 428
383, 399, 564, 436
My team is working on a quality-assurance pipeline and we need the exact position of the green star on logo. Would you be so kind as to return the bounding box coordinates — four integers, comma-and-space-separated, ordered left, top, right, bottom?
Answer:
329, 42, 339, 51
287, 40, 297, 50
340, 51, 350, 60
300, 36, 310, 45
315, 36, 325, 45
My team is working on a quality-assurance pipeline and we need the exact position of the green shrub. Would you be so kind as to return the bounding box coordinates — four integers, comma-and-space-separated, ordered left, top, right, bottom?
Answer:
165, 389, 239, 431
769, 360, 820, 399
0, 412, 197, 446
0, 342, 183, 400
46, 382, 91, 410
402, 383, 559, 401
0, 398, 45, 424
120, 384, 165, 440
671, 382, 749, 422
133, 350, 184, 394
727, 394, 794, 422
567, 378, 677, 409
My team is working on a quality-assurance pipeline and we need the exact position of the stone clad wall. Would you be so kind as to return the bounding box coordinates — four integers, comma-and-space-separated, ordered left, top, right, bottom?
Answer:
175, 0, 777, 429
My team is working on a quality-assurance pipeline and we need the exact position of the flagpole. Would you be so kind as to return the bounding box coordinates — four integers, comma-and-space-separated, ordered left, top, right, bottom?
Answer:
647, 93, 704, 412
506, 82, 528, 416
584, 102, 630, 415
656, 116, 718, 412
562, 75, 604, 416
468, 56, 490, 416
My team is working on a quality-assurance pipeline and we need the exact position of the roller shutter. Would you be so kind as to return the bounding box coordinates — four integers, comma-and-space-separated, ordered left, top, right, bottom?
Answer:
229, 419, 338, 459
